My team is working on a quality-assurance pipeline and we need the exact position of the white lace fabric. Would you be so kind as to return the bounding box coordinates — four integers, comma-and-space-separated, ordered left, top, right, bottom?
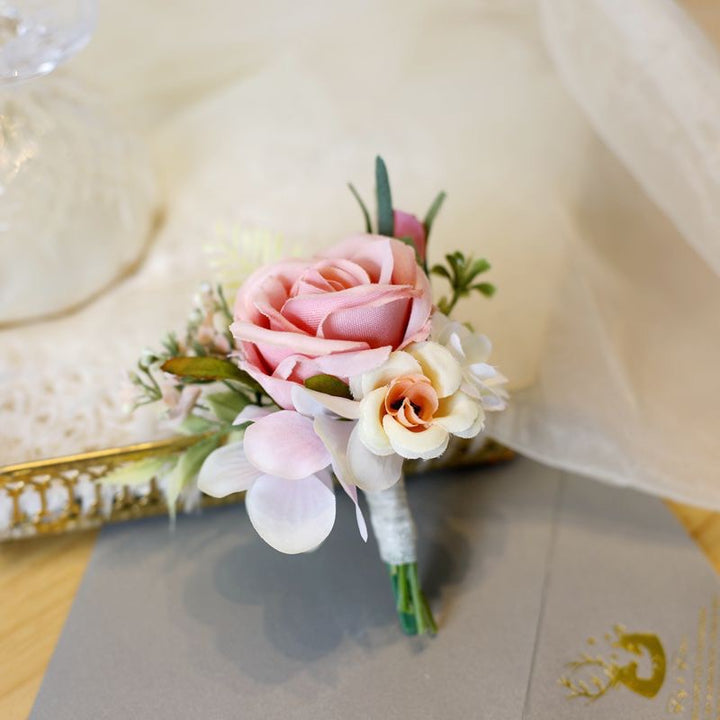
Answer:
2, 0, 720, 511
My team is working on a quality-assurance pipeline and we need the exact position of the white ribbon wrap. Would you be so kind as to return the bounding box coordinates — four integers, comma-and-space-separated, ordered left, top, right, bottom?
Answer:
364, 475, 417, 566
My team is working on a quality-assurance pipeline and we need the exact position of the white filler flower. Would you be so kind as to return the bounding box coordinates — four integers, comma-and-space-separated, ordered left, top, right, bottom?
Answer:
431, 312, 508, 411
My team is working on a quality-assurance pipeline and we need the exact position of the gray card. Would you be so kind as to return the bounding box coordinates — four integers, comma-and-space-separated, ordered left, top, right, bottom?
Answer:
31, 459, 560, 720
525, 477, 720, 719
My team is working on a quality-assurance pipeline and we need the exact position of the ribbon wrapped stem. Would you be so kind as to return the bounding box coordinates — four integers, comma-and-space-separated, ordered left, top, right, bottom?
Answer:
364, 475, 437, 635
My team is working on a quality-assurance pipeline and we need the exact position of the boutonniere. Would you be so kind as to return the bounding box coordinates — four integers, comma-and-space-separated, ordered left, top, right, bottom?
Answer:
121, 158, 508, 635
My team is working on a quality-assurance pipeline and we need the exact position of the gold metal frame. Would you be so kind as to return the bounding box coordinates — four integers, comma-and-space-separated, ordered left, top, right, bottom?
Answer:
0, 436, 513, 540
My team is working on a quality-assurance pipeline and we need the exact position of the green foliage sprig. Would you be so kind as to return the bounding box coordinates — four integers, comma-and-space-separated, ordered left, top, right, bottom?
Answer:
430, 251, 495, 315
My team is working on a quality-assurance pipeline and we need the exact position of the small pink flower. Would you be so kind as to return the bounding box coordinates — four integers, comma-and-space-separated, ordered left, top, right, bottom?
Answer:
393, 210, 426, 262
231, 236, 432, 409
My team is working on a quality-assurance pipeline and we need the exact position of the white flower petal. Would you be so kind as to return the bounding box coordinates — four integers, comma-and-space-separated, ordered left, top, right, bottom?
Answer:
291, 384, 361, 419
453, 405, 486, 438
233, 405, 274, 425
461, 376, 482, 400
347, 424, 403, 492
481, 394, 507, 412
244, 410, 331, 480
245, 473, 336, 554
469, 362, 499, 382
434, 392, 481, 435
406, 341, 462, 398
197, 443, 261, 498
430, 311, 453, 344
382, 415, 449, 460
357, 387, 394, 455
463, 333, 492, 363
448, 331, 466, 360
351, 351, 422, 398
312, 415, 368, 541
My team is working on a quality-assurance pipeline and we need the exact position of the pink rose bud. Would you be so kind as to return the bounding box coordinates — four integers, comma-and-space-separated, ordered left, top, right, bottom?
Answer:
393, 210, 426, 262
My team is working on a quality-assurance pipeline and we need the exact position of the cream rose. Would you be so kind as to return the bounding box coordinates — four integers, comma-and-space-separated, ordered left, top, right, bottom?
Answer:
351, 343, 485, 460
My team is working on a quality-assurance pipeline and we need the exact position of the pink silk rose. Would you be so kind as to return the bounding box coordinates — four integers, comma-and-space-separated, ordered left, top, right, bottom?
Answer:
231, 235, 433, 409
393, 210, 427, 262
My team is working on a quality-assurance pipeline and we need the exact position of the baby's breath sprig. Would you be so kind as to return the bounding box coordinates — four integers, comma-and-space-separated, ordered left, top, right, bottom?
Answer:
128, 283, 239, 411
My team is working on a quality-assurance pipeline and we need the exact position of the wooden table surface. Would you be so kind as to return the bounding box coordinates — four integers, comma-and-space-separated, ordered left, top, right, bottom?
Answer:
1, 501, 719, 719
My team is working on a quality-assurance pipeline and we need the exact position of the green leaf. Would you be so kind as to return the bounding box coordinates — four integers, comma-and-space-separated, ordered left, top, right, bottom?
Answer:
375, 156, 394, 237
100, 456, 175, 487
471, 282, 496, 297
437, 297, 451, 315
304, 374, 353, 399
162, 356, 242, 380
161, 357, 262, 393
348, 183, 372, 233
466, 257, 491, 282
165, 435, 221, 520
162, 332, 181, 356
429, 264, 451, 281
206, 391, 251, 424
192, 341, 210, 357
445, 252, 464, 280
226, 427, 249, 444
423, 191, 446, 238
216, 284, 233, 321
177, 415, 217, 435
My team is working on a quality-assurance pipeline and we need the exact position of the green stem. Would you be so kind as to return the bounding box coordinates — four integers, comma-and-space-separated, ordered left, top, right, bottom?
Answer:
387, 562, 437, 636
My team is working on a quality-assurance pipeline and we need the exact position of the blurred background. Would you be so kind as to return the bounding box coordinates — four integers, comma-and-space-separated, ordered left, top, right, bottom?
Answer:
3, 0, 719, 510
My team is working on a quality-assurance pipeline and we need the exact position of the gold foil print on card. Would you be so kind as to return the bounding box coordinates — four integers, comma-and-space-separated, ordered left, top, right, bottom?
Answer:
560, 597, 720, 718
559, 624, 666, 702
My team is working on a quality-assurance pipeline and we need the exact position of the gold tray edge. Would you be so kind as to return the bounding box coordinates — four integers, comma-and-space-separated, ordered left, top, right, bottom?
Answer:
0, 436, 514, 541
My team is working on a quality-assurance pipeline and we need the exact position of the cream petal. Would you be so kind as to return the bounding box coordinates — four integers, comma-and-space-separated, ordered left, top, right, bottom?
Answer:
347, 424, 403, 492
357, 387, 394, 456
291, 385, 361, 420
406, 341, 462, 398
243, 410, 331, 480
351, 350, 422, 398
382, 415, 449, 460
245, 473, 336, 554
197, 443, 261, 498
453, 405, 486, 439
434, 392, 481, 435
